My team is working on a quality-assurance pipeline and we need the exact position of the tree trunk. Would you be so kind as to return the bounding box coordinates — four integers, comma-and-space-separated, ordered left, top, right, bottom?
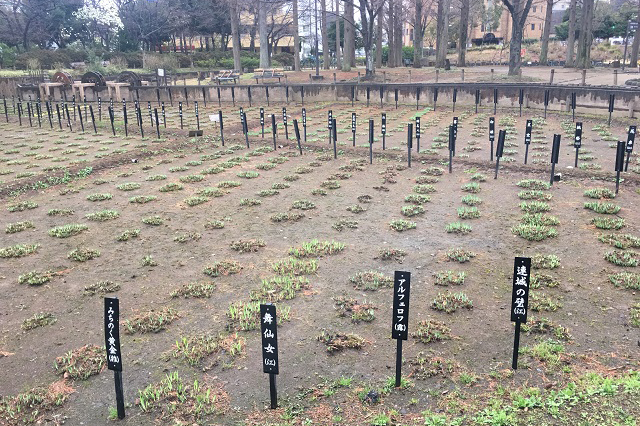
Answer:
249, 21, 257, 53
394, 2, 403, 66
336, 0, 342, 69
259, 0, 269, 68
321, 0, 330, 69
576, 0, 594, 69
376, 11, 383, 68
508, 16, 524, 75
458, 0, 469, 66
565, 0, 577, 66
630, 1, 640, 67
414, 0, 423, 67
344, 0, 355, 70
436, 0, 451, 68
293, 0, 301, 71
388, 0, 396, 67
229, 0, 242, 71
539, 0, 554, 65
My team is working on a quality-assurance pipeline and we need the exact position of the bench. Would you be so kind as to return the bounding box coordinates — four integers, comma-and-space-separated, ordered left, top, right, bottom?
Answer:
254, 68, 284, 83
214, 70, 239, 84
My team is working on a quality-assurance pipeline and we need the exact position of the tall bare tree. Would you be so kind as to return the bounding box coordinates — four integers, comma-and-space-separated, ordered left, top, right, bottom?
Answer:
376, 10, 383, 68
394, 1, 403, 65
344, 0, 356, 69
259, 0, 269, 68
413, 0, 423, 67
539, 0, 554, 65
335, 0, 342, 69
357, 0, 385, 76
501, 0, 534, 75
388, 0, 396, 67
565, 0, 577, 67
575, 0, 594, 68
458, 0, 469, 66
229, 0, 242, 71
293, 0, 301, 70
630, 0, 640, 67
321, 0, 330, 69
435, 0, 451, 68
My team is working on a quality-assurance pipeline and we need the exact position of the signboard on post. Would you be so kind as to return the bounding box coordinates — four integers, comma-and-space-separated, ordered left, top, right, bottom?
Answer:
104, 297, 125, 419
260, 303, 279, 409
392, 271, 410, 387
489, 117, 495, 161
510, 257, 531, 370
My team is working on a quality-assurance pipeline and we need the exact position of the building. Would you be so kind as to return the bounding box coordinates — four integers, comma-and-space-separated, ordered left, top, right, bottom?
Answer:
468, 0, 549, 43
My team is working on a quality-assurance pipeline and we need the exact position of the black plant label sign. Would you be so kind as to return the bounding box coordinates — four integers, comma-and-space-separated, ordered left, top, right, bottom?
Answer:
351, 113, 356, 132
179, 102, 183, 118
525, 120, 532, 145
627, 126, 636, 153
510, 257, 531, 323
391, 271, 411, 340
260, 108, 264, 125
489, 117, 495, 142
328, 110, 332, 130
574, 122, 582, 148
415, 117, 420, 138
282, 108, 287, 125
260, 304, 279, 375
381, 113, 386, 134
104, 297, 122, 371
302, 108, 306, 126
453, 116, 458, 140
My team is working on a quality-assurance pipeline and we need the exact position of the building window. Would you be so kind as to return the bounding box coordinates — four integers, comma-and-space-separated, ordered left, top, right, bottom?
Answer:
532, 6, 536, 12
531, 23, 535, 30
410, 29, 414, 41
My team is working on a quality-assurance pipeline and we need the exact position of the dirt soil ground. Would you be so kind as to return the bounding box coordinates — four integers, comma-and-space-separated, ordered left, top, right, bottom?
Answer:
0, 99, 639, 425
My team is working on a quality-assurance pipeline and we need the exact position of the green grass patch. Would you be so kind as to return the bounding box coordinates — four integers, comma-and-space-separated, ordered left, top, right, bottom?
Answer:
584, 202, 621, 214
203, 260, 242, 277
446, 222, 472, 234
390, 219, 416, 231
289, 240, 345, 258
5, 221, 35, 233
124, 307, 179, 334
412, 320, 452, 343
604, 250, 639, 267
592, 217, 625, 230
67, 247, 100, 262
350, 271, 393, 290
432, 292, 473, 313
85, 210, 119, 221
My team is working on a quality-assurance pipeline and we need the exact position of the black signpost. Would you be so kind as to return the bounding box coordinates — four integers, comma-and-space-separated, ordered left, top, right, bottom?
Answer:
65, 104, 72, 132
351, 86, 355, 107
108, 106, 116, 136
608, 94, 615, 126
625, 125, 636, 171
154, 109, 160, 139
394, 88, 398, 109
381, 113, 387, 150
453, 88, 457, 112
352, 113, 356, 146
260, 108, 265, 138
574, 122, 583, 167
302, 108, 307, 142
392, 271, 411, 387
369, 119, 374, 164
271, 114, 277, 149
510, 257, 531, 370
46, 102, 53, 128
524, 119, 532, 164
489, 117, 495, 162
148, 101, 153, 127
3, 97, 7, 122
615, 140, 626, 194
550, 134, 561, 185
433, 87, 438, 111
448, 125, 454, 174
104, 297, 125, 419
475, 89, 480, 114
56, 104, 62, 130
544, 90, 550, 119
26, 102, 32, 127
415, 116, 421, 153
416, 87, 420, 111
571, 92, 577, 121
518, 89, 524, 117
264, 86, 269, 106
493, 88, 498, 114
123, 103, 128, 137
332, 117, 338, 159
217, 86, 221, 107
137, 107, 144, 138
293, 119, 303, 155
219, 110, 225, 146
260, 304, 279, 409
407, 123, 413, 168
247, 86, 251, 107
179, 102, 183, 129
379, 86, 384, 108
162, 102, 166, 128
89, 105, 97, 134
328, 110, 333, 145
366, 86, 370, 107
243, 111, 249, 148
195, 101, 200, 131
77, 105, 84, 132
453, 116, 458, 150
495, 129, 505, 179
98, 96, 102, 121
35, 102, 41, 127
283, 107, 288, 140
72, 95, 76, 121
